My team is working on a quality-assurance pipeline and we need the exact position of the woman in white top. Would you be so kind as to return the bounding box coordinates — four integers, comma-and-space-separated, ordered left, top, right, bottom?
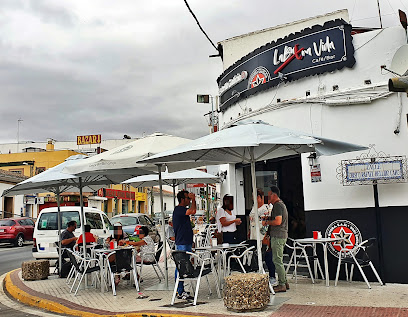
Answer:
218, 195, 241, 244
128, 226, 156, 263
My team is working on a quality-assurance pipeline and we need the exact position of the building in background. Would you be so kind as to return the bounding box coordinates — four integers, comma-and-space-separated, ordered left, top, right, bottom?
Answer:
0, 169, 27, 218
0, 136, 148, 219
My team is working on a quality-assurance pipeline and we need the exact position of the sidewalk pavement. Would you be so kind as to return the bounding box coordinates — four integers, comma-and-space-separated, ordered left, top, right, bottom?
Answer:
3, 261, 408, 317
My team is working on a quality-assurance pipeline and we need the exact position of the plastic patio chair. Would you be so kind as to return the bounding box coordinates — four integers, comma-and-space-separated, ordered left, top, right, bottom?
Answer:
107, 248, 139, 296
137, 241, 165, 285
335, 238, 384, 289
171, 250, 221, 306
66, 249, 101, 295
285, 237, 323, 283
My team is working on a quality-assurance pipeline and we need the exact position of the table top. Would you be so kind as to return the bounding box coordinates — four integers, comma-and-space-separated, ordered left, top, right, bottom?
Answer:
194, 243, 248, 251
295, 237, 344, 244
93, 246, 134, 253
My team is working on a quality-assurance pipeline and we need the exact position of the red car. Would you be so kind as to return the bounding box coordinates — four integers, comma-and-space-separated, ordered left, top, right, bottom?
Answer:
0, 217, 35, 247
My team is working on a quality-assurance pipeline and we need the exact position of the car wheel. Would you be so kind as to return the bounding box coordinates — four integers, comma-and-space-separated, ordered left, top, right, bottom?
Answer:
15, 234, 24, 247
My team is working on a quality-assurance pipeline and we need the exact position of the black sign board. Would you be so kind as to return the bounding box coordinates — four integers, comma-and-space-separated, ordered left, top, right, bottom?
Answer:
217, 19, 356, 111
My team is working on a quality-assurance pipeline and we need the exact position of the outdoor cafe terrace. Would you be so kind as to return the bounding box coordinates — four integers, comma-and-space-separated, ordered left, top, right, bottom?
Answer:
4, 224, 407, 317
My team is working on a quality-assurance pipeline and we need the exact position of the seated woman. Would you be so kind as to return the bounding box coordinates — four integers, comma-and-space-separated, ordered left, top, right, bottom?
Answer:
106, 222, 128, 245
128, 226, 155, 263
106, 223, 130, 285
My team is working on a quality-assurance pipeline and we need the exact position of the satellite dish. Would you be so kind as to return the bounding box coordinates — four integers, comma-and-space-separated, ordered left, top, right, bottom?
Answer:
390, 45, 408, 76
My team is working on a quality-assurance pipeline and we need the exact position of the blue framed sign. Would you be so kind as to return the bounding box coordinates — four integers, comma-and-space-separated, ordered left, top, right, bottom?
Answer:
346, 160, 404, 182
217, 19, 355, 111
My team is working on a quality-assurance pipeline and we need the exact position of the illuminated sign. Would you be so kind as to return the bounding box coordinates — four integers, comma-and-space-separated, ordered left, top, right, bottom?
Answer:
77, 134, 101, 145
217, 19, 355, 111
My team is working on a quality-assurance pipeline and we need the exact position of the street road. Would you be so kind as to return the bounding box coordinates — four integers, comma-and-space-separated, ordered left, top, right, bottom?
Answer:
0, 243, 33, 275
0, 243, 60, 316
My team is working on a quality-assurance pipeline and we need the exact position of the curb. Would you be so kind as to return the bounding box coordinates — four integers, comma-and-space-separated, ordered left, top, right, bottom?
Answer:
3, 269, 203, 317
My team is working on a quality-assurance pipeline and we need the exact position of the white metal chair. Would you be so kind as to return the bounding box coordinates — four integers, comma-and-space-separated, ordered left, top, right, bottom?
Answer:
171, 250, 221, 306
335, 238, 384, 289
66, 249, 101, 295
106, 248, 139, 296
226, 245, 255, 275
137, 241, 165, 285
285, 238, 323, 283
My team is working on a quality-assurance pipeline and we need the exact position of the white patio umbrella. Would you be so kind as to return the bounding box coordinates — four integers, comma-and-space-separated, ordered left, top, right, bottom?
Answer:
2, 155, 111, 274
139, 119, 368, 273
123, 168, 222, 209
63, 133, 193, 288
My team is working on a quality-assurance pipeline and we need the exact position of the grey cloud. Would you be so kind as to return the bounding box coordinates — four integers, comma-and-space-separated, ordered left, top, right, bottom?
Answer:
28, 0, 78, 27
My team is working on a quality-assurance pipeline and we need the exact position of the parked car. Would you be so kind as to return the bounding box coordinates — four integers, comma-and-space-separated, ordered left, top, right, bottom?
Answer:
33, 207, 112, 260
110, 213, 160, 242
0, 217, 35, 247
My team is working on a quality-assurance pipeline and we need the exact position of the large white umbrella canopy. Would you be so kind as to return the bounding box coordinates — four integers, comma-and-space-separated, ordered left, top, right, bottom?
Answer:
63, 133, 192, 179
2, 154, 112, 275
2, 155, 107, 196
140, 119, 368, 273
63, 133, 192, 288
123, 168, 222, 188
123, 168, 222, 211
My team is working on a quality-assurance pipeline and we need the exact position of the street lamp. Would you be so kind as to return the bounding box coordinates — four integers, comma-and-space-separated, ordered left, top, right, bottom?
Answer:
197, 94, 216, 133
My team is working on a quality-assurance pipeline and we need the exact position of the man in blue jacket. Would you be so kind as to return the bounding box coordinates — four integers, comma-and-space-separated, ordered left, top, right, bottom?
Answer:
173, 190, 196, 300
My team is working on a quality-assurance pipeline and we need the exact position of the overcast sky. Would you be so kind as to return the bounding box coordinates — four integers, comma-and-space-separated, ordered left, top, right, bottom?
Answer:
1, 0, 406, 144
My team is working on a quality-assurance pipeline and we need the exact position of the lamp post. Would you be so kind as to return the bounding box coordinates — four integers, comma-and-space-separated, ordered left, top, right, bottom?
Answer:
197, 94, 215, 133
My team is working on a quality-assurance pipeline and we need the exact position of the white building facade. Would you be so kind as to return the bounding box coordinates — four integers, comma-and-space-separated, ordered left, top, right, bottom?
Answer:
215, 10, 408, 283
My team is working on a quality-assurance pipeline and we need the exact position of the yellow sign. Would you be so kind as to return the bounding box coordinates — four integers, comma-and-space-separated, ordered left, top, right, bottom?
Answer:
77, 134, 101, 145
135, 192, 147, 201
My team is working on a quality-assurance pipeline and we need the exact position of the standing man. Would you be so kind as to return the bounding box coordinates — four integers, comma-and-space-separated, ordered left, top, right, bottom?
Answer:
173, 190, 196, 300
263, 185, 289, 292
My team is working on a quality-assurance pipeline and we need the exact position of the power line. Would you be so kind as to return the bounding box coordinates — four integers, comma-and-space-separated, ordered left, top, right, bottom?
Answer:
183, 0, 219, 52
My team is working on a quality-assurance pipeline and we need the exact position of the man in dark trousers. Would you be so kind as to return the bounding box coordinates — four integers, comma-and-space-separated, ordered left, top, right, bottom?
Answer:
173, 190, 196, 300
263, 185, 289, 292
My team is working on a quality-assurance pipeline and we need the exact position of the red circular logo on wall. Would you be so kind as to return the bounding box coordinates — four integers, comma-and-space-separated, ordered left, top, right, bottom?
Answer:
250, 73, 266, 88
247, 66, 271, 90
325, 220, 362, 258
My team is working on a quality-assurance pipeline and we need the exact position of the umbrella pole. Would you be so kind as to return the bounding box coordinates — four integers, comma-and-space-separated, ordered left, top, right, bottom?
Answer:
56, 188, 62, 277
250, 148, 264, 273
79, 177, 87, 288
206, 184, 210, 224
157, 164, 168, 287
173, 180, 176, 209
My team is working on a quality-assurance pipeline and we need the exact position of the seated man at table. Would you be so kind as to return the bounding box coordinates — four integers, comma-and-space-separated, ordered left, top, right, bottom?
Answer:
127, 226, 155, 263
61, 220, 78, 250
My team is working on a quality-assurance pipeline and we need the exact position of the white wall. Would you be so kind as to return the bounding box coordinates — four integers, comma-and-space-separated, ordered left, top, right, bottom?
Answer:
218, 17, 408, 211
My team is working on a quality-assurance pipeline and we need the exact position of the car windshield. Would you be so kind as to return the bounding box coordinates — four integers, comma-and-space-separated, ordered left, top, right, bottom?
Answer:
110, 216, 138, 226
0, 219, 15, 226
37, 211, 80, 230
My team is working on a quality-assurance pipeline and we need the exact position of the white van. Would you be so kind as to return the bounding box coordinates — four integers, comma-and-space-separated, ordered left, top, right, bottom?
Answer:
32, 206, 112, 260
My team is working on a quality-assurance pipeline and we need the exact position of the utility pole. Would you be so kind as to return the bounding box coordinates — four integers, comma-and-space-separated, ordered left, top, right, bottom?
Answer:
17, 118, 23, 153
377, 0, 383, 28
